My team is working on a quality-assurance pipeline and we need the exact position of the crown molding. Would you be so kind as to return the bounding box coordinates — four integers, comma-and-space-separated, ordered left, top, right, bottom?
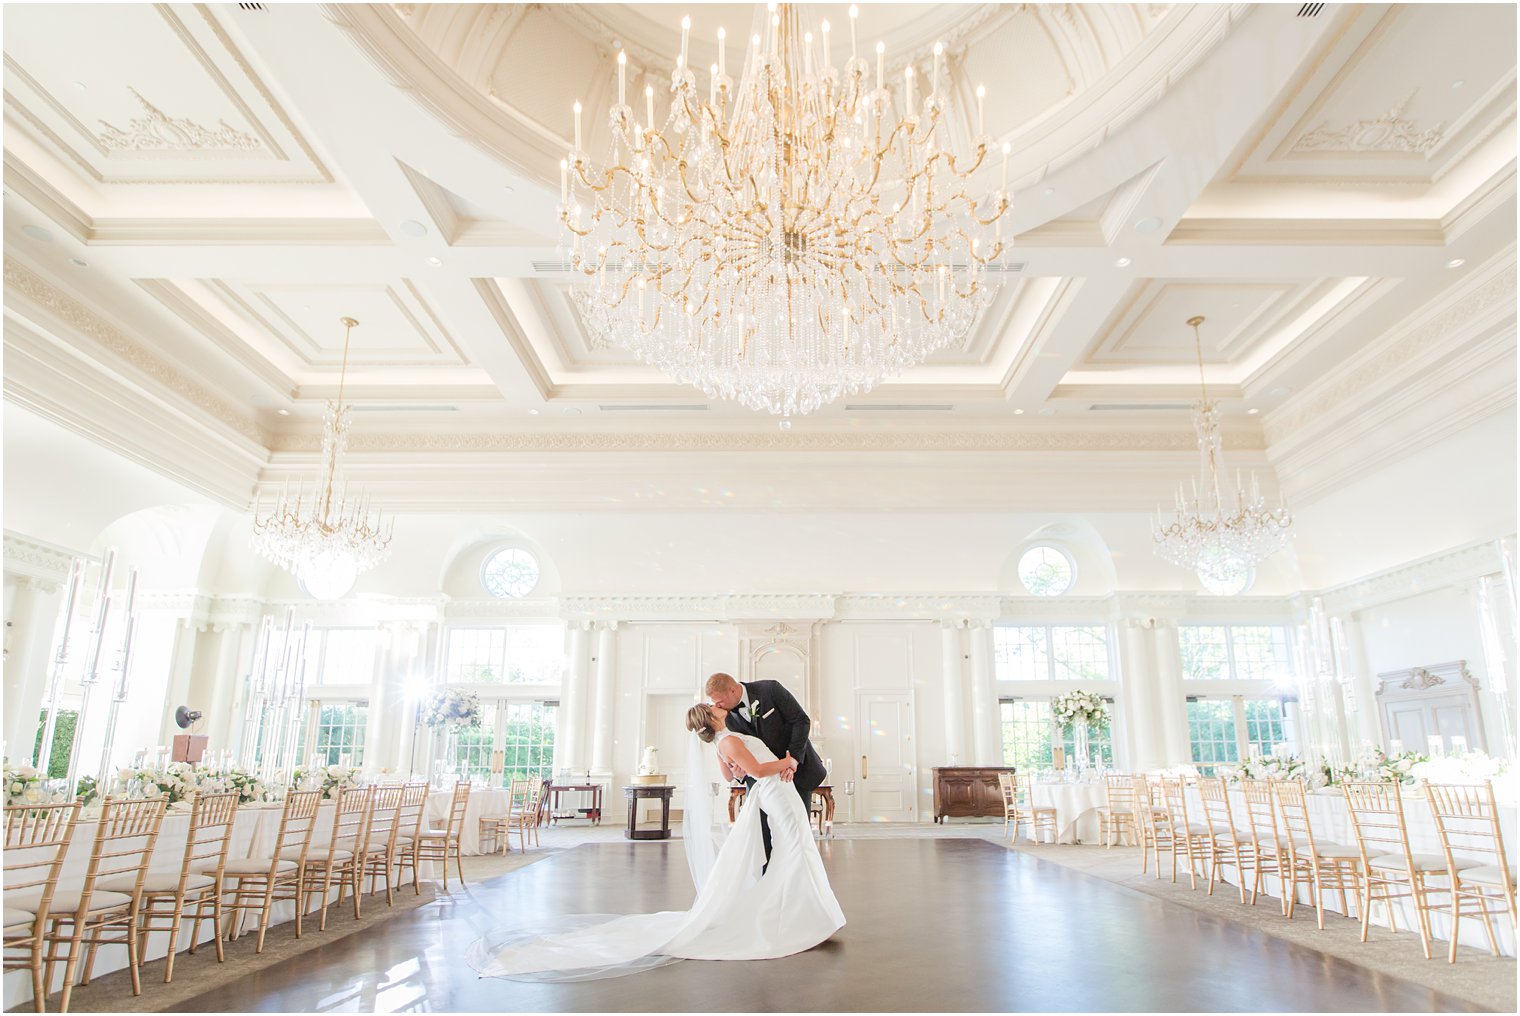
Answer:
3, 531, 79, 586
1318, 539, 1512, 616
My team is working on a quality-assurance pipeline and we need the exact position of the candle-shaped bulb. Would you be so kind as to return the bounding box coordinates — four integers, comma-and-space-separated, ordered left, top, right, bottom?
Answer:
617, 50, 627, 106
976, 84, 986, 135
572, 99, 582, 151
717, 27, 726, 77
680, 16, 691, 70
875, 41, 885, 91
933, 41, 943, 91
804, 32, 813, 76
849, 5, 859, 59
645, 84, 655, 131
904, 64, 914, 117
1001, 141, 1010, 191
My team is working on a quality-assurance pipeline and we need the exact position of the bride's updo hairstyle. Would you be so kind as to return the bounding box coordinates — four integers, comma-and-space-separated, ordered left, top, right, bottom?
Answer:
686, 703, 719, 743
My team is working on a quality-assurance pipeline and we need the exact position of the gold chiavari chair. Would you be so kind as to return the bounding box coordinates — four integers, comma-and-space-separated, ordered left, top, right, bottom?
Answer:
1198, 777, 1250, 902
129, 791, 237, 983
1343, 781, 1470, 959
222, 789, 321, 953
1013, 773, 1058, 845
298, 785, 375, 931
40, 796, 167, 1011
478, 792, 516, 856
392, 783, 430, 896
359, 785, 405, 906
511, 780, 549, 853
1137, 777, 1173, 877
3, 801, 81, 1013
995, 772, 1017, 840
414, 781, 471, 890
1238, 780, 1289, 913
1424, 781, 1517, 962
1273, 778, 1362, 929
1160, 777, 1212, 889
1097, 775, 1140, 848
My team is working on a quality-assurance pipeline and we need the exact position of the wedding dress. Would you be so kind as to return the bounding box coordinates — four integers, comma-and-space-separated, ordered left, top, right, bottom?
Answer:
468, 730, 845, 980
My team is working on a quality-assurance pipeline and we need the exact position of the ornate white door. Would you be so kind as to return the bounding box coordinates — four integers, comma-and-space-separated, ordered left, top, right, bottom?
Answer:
855, 692, 916, 822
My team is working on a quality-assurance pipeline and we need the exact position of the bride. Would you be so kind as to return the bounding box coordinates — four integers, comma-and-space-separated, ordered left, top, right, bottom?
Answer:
468, 701, 845, 980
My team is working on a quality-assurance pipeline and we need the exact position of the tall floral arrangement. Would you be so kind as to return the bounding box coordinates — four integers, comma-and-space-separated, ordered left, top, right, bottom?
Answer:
1051, 690, 1108, 728
422, 689, 482, 729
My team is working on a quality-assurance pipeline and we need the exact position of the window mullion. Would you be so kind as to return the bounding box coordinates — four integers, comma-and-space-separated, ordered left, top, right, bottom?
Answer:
1232, 695, 1248, 759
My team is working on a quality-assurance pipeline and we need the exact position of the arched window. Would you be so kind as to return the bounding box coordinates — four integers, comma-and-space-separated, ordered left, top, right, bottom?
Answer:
481, 548, 540, 598
1017, 545, 1075, 596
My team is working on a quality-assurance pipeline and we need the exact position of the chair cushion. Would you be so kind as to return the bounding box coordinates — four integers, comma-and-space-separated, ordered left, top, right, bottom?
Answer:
99, 873, 215, 895
1368, 853, 1470, 873
3, 907, 34, 928
219, 857, 297, 876
5, 889, 132, 916
280, 846, 353, 863
1459, 864, 1516, 888
418, 828, 450, 838
1291, 838, 1361, 859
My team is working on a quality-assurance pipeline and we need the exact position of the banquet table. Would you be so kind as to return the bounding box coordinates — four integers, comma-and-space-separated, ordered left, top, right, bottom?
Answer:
1184, 785, 1518, 958
1029, 780, 1109, 844
424, 786, 512, 856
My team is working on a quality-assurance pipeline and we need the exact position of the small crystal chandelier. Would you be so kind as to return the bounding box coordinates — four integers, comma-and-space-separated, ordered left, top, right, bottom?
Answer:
1153, 316, 1293, 588
252, 317, 392, 598
562, 3, 1012, 417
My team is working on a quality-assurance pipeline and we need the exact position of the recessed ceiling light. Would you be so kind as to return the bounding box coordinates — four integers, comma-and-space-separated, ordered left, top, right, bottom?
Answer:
1247, 408, 1259, 415
1447, 257, 1465, 268
563, 407, 582, 415
73, 81, 87, 91
1013, 408, 1025, 415
1452, 79, 1465, 89
425, 255, 443, 266
1042, 187, 1055, 197
528, 409, 540, 415
1114, 257, 1131, 267
67, 257, 87, 268
779, 419, 792, 431
1269, 386, 1291, 398
1038, 407, 1055, 416
400, 220, 428, 237
22, 225, 53, 242
277, 408, 290, 416
1134, 216, 1162, 234
503, 185, 515, 194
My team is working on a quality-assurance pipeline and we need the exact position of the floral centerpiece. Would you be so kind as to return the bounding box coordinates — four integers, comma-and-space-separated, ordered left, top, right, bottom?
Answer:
1409, 751, 1511, 787
1232, 754, 1307, 782
292, 764, 362, 801
1051, 690, 1108, 727
422, 689, 482, 728
75, 774, 100, 807
3, 763, 56, 807
223, 767, 270, 805
132, 762, 202, 804
1336, 743, 1429, 786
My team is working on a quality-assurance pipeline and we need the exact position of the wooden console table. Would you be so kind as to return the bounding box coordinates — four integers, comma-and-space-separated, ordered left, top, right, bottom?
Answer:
623, 784, 674, 840
932, 766, 1017, 823
547, 783, 603, 825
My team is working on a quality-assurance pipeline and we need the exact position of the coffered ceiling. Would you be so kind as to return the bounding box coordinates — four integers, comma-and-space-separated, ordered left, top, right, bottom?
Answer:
3, 3, 1515, 514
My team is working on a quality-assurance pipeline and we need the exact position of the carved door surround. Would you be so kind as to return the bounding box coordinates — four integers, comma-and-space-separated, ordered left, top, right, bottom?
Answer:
736, 621, 819, 719
1374, 660, 1487, 753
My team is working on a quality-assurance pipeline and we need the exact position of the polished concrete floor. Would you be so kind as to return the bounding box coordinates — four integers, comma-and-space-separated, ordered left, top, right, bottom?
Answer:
169, 838, 1487, 1012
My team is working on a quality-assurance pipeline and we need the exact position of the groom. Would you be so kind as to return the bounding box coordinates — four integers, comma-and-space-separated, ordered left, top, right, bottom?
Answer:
705, 672, 826, 863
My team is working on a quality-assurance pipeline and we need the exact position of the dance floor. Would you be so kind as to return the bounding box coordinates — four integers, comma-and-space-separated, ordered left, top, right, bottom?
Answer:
167, 838, 1484, 1012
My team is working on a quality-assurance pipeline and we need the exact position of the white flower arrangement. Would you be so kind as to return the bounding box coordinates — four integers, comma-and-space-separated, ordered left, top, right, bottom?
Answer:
1335, 743, 1429, 787
1231, 754, 1306, 783
1051, 690, 1108, 728
292, 764, 362, 801
133, 762, 201, 804
422, 689, 482, 729
1408, 751, 1510, 787
3, 763, 60, 807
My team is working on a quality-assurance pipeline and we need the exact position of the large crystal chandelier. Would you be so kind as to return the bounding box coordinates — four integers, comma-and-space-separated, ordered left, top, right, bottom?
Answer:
562, 3, 1011, 417
1153, 316, 1293, 589
252, 317, 392, 598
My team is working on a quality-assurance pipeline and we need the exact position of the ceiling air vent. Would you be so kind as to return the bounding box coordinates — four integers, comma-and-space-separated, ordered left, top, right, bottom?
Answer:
1296, 3, 1325, 16
238, 2, 266, 10
844, 404, 954, 412
597, 404, 709, 412
1088, 403, 1192, 412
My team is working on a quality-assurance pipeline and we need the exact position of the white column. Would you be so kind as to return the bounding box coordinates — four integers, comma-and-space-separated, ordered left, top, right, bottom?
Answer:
200, 623, 250, 752
940, 622, 967, 764
967, 622, 996, 765
1337, 615, 1382, 748
1118, 618, 1166, 771
157, 621, 201, 746
557, 622, 591, 777
3, 577, 63, 760
1151, 622, 1190, 766
589, 622, 618, 776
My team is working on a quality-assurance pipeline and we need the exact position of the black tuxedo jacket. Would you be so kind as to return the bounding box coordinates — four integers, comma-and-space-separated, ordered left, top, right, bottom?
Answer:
723, 679, 826, 796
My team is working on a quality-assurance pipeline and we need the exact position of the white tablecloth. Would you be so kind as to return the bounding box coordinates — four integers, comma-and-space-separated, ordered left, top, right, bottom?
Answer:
1184, 786, 1518, 957
1030, 781, 1109, 844
425, 787, 512, 856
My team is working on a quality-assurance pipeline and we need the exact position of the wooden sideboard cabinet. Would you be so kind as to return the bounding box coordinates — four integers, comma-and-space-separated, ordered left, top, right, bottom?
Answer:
932, 766, 1017, 823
